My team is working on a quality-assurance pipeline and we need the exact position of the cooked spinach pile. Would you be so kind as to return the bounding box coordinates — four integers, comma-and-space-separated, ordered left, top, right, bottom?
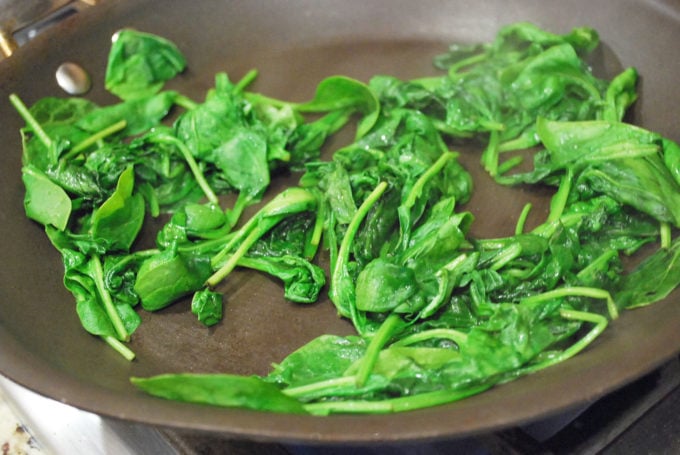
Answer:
11, 24, 680, 414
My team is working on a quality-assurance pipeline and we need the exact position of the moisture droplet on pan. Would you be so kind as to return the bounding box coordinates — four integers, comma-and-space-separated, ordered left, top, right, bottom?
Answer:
55, 62, 92, 95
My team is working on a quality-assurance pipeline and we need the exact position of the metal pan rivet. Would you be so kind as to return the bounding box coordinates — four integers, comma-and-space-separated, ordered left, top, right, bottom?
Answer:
55, 62, 92, 95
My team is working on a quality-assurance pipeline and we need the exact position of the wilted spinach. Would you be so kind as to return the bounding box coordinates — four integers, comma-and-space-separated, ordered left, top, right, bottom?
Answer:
11, 24, 680, 415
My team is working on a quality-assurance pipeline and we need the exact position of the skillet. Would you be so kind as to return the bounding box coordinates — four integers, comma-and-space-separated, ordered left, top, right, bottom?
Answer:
0, 0, 679, 443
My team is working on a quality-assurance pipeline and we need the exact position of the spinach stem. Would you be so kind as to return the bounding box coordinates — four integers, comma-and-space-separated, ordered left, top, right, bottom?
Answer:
283, 376, 358, 399
152, 133, 219, 205
303, 383, 491, 415
576, 250, 618, 281
206, 225, 264, 287
660, 222, 671, 249
102, 335, 136, 361
91, 255, 129, 341
518, 309, 607, 376
333, 181, 388, 276
62, 119, 128, 161
246, 92, 297, 110
210, 217, 260, 268
179, 232, 236, 256
234, 69, 259, 92
210, 188, 317, 269
173, 94, 199, 110
398, 151, 456, 250
355, 313, 404, 387
497, 155, 524, 175
9, 93, 53, 149
304, 202, 325, 261
490, 242, 522, 271
480, 130, 500, 176
330, 181, 388, 320
392, 328, 468, 348
403, 152, 456, 209
515, 203, 533, 235
547, 168, 573, 223
532, 212, 585, 238
225, 193, 249, 229
445, 51, 489, 75
498, 131, 540, 152
521, 286, 618, 320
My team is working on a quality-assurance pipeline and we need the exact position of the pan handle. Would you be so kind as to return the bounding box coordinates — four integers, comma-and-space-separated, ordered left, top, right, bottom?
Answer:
0, 0, 97, 60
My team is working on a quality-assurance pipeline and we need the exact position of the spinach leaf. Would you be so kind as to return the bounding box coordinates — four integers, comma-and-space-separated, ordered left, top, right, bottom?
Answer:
510, 118, 680, 226
77, 91, 180, 136
207, 187, 318, 288
211, 126, 270, 222
238, 255, 325, 303
45, 227, 140, 360
355, 258, 419, 313
90, 166, 145, 252
191, 289, 223, 326
21, 165, 72, 231
105, 29, 186, 100
614, 238, 680, 309
131, 374, 307, 414
267, 335, 367, 387
134, 249, 212, 312
297, 76, 380, 139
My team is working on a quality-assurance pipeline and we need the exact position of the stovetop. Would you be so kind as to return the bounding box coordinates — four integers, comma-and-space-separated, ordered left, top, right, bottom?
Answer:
1, 355, 678, 454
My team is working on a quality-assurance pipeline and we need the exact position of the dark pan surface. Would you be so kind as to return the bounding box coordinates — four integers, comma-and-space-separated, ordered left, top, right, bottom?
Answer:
1, 0, 679, 443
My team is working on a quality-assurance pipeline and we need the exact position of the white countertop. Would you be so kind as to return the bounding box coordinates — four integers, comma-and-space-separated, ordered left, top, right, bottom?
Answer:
0, 384, 45, 454
0, 377, 179, 455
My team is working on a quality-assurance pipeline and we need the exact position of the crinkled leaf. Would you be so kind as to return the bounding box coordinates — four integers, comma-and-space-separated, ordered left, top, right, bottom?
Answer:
105, 29, 186, 100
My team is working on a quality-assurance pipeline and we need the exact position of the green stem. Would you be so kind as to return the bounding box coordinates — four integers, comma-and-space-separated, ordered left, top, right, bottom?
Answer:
91, 255, 129, 341
9, 94, 53, 150
446, 51, 489, 76
531, 212, 585, 238
497, 155, 524, 175
391, 328, 468, 348
576, 250, 618, 281
178, 231, 237, 256
660, 222, 672, 249
206, 224, 267, 287
490, 242, 522, 271
234, 69, 259, 92
521, 286, 618, 320
515, 203, 533, 235
62, 119, 128, 161
403, 152, 456, 209
355, 313, 404, 387
498, 131, 540, 153
303, 383, 492, 415
210, 188, 317, 268
518, 309, 607, 376
173, 94, 199, 110
102, 335, 136, 361
283, 376, 357, 399
481, 130, 501, 177
246, 92, 297, 110
431, 119, 475, 138
330, 181, 388, 303
210, 221, 256, 268
322, 108, 354, 135
225, 192, 257, 230
547, 168, 573, 223
304, 202, 325, 261
152, 134, 219, 205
